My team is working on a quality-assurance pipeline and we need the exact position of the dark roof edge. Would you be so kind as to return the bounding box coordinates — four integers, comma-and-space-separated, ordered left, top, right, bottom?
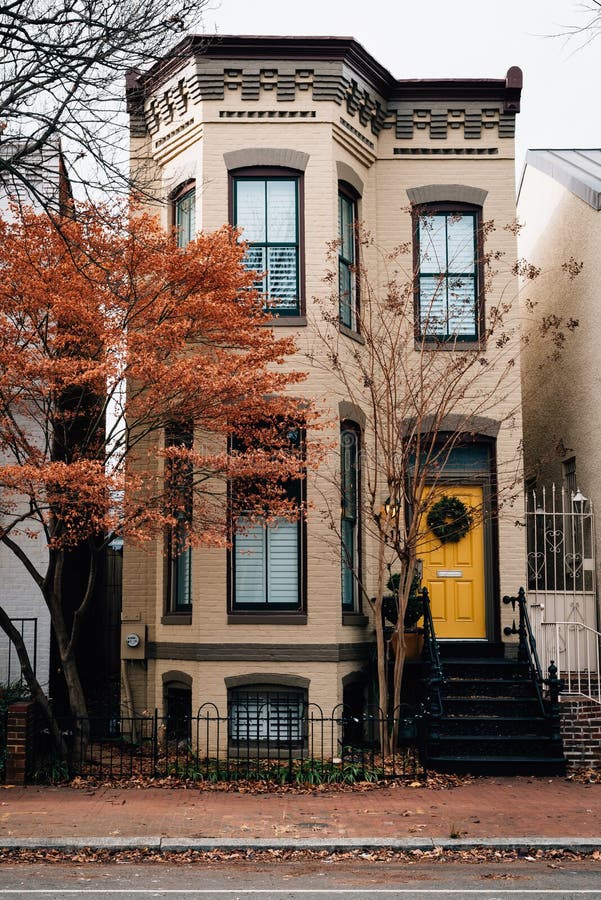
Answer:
127, 35, 522, 115
393, 66, 522, 112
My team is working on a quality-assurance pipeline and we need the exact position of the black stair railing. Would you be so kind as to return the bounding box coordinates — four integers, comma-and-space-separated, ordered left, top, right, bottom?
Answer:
503, 586, 563, 727
419, 587, 444, 752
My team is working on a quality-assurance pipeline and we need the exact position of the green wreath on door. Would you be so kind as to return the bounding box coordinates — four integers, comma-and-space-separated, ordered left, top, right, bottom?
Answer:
427, 495, 472, 544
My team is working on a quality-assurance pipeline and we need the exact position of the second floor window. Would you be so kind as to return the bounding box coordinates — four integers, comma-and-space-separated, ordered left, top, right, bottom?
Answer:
233, 174, 300, 315
173, 185, 196, 249
338, 189, 358, 331
416, 207, 480, 341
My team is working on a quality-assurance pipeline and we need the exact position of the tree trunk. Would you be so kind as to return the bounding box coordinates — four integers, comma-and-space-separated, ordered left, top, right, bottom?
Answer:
57, 645, 90, 763
391, 626, 407, 751
374, 537, 389, 755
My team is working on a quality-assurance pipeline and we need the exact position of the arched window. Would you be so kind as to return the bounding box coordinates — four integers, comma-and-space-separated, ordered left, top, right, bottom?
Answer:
338, 182, 360, 332
341, 422, 361, 611
172, 181, 196, 249
163, 675, 192, 741
414, 203, 483, 342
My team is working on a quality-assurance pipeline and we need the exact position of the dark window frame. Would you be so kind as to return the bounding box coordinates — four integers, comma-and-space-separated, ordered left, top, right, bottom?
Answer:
229, 166, 305, 317
413, 201, 484, 345
228, 684, 308, 750
228, 428, 307, 615
171, 180, 196, 249
338, 182, 360, 333
340, 421, 362, 613
164, 422, 193, 616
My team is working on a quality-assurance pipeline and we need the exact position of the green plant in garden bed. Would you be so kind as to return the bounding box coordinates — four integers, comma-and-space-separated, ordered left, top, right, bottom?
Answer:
31, 757, 70, 784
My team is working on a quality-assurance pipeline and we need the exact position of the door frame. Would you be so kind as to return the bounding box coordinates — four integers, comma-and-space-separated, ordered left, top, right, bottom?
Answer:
411, 434, 500, 643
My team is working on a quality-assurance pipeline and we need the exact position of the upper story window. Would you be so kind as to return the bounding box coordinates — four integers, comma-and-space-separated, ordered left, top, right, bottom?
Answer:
340, 423, 360, 611
415, 206, 481, 342
231, 427, 304, 612
165, 422, 193, 614
233, 172, 301, 316
338, 186, 359, 332
173, 183, 196, 249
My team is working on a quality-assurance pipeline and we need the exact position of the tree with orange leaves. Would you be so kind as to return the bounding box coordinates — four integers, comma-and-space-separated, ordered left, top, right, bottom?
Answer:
0, 203, 316, 756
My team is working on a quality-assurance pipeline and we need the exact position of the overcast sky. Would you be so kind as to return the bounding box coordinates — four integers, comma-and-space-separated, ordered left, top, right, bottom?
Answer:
201, 0, 598, 174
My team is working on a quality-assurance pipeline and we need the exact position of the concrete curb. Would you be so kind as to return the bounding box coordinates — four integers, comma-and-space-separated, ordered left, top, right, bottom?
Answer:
1, 836, 600, 853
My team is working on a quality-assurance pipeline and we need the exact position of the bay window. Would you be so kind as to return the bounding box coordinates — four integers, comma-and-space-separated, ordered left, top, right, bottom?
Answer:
233, 172, 301, 315
231, 428, 304, 612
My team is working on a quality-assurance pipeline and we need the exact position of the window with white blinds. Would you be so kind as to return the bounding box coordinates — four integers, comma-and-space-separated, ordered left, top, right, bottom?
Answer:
417, 210, 479, 341
234, 516, 300, 608
234, 176, 300, 314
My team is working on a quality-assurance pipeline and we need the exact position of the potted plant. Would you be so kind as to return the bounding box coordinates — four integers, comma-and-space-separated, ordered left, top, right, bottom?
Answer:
382, 571, 424, 660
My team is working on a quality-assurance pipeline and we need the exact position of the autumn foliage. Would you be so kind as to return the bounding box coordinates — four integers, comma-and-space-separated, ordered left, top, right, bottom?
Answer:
0, 203, 315, 747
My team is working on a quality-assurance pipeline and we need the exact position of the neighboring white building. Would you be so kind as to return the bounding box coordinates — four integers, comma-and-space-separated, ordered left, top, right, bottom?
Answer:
518, 150, 601, 547
0, 139, 72, 690
518, 149, 601, 686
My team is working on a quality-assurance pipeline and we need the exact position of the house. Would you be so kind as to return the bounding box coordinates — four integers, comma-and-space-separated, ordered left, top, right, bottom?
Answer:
518, 150, 601, 695
0, 139, 71, 694
122, 36, 538, 768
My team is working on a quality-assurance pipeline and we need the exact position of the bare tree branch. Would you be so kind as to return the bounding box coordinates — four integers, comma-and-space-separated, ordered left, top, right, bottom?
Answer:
0, 0, 210, 205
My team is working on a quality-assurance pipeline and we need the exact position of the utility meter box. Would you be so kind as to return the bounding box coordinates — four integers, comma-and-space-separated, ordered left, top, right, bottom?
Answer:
121, 623, 147, 660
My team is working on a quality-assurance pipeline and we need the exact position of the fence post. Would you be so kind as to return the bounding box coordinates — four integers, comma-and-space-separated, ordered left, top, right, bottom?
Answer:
546, 660, 563, 742
5, 700, 37, 785
153, 708, 159, 775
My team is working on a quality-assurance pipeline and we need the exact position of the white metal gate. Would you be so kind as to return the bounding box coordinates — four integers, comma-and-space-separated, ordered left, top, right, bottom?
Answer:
526, 485, 601, 701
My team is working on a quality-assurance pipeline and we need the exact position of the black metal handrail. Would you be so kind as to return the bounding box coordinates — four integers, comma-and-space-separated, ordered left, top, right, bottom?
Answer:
419, 587, 444, 758
503, 586, 562, 720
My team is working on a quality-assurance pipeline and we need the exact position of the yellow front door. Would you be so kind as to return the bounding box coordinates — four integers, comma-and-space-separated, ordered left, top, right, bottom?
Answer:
419, 485, 486, 639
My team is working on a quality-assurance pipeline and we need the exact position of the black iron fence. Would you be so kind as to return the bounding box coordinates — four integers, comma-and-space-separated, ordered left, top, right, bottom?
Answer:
1, 618, 38, 685
56, 704, 423, 784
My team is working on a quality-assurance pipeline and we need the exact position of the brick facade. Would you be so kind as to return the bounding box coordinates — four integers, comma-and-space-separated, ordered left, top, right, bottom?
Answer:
123, 37, 524, 719
4, 700, 37, 785
560, 697, 601, 771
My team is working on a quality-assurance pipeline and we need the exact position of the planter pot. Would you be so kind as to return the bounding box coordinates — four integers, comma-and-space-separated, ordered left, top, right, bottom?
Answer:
404, 629, 424, 660
387, 629, 424, 660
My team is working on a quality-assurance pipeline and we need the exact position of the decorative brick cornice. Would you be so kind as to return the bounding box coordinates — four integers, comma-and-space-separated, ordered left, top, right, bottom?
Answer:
128, 37, 521, 143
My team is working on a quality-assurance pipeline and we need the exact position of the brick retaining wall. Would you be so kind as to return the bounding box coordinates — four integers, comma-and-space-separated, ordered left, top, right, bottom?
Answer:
559, 696, 601, 771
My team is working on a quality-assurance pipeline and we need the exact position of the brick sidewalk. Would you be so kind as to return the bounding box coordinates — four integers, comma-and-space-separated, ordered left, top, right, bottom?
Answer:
1, 777, 600, 841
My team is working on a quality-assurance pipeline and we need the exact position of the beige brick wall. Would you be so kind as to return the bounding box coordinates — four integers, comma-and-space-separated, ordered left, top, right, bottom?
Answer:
122, 51, 525, 709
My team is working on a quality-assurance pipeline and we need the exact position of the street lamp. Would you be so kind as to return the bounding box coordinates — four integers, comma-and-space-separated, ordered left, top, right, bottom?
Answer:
383, 496, 399, 519
572, 488, 587, 514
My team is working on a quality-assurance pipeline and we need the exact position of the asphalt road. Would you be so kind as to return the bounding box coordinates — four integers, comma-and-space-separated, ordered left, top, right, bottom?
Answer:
1, 859, 601, 898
